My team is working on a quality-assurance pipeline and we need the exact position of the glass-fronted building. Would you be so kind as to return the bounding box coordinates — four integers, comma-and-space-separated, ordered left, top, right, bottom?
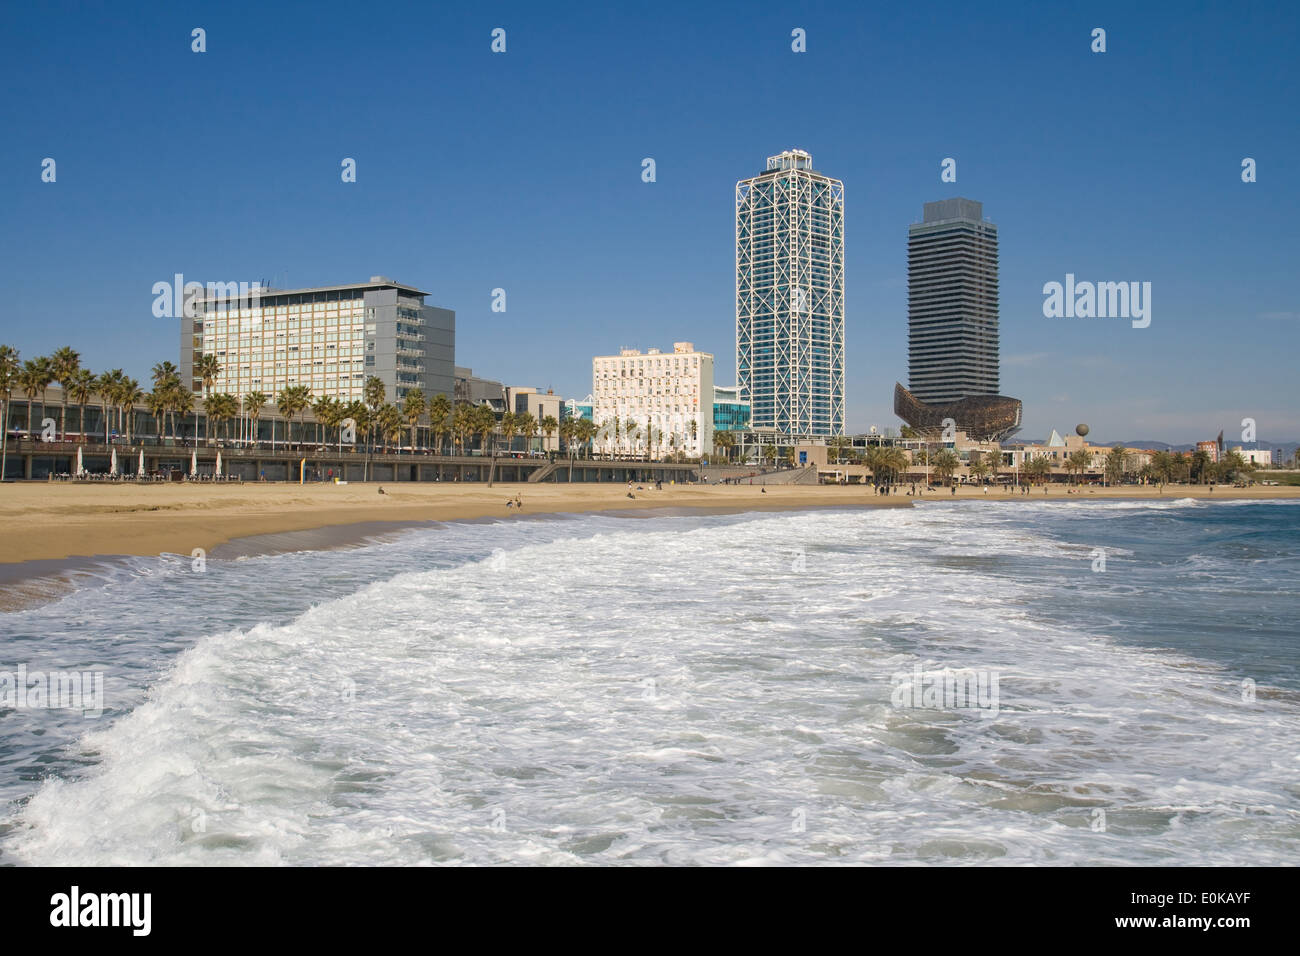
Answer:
712, 384, 751, 432
564, 395, 594, 421
182, 276, 455, 403
736, 149, 845, 436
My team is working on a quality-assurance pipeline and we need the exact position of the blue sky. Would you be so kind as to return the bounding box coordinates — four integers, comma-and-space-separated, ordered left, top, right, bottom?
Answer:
2, 0, 1297, 443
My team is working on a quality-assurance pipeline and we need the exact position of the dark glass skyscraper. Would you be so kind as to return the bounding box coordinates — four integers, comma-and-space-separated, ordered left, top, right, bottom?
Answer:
906, 198, 999, 404
736, 150, 845, 436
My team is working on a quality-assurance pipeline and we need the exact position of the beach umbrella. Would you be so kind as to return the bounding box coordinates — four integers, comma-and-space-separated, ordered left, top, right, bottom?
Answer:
76, 446, 83, 476
191, 450, 198, 476
139, 448, 145, 475
110, 447, 118, 475
215, 451, 223, 477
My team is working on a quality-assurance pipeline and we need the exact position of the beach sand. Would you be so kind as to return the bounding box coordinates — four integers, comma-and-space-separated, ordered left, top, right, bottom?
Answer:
2, 477, 1297, 565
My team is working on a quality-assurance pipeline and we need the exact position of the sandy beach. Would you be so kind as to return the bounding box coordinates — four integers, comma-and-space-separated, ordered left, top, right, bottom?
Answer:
2, 479, 1297, 568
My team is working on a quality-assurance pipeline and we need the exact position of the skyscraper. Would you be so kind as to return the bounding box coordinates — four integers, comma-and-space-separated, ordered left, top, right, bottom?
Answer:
736, 149, 844, 436
906, 198, 999, 403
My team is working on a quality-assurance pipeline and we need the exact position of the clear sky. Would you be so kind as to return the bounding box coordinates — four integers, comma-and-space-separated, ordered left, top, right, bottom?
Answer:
2, 0, 1297, 443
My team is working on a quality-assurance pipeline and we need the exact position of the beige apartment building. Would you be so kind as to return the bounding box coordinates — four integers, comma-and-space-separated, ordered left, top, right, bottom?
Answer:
592, 342, 714, 458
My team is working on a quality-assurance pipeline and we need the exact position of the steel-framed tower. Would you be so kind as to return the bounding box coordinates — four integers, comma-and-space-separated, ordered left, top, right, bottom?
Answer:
736, 149, 844, 437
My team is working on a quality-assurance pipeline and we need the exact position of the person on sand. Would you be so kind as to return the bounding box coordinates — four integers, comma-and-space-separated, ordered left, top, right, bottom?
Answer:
515, 494, 522, 510
506, 499, 514, 509
626, 491, 635, 499
378, 486, 385, 495
761, 487, 766, 494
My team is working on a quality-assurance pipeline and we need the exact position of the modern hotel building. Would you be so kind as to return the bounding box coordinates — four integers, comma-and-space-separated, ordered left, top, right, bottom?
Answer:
894, 198, 1021, 441
736, 149, 845, 437
905, 199, 1000, 403
182, 276, 455, 403
592, 342, 714, 457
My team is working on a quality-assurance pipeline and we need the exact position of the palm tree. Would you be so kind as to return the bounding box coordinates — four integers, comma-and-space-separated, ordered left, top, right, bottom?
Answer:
50, 346, 81, 440
762, 443, 777, 466
151, 361, 178, 400
340, 400, 366, 452
275, 387, 296, 450
578, 418, 597, 459
1150, 450, 1176, 488
931, 449, 960, 486
206, 393, 237, 443
371, 405, 400, 455
452, 402, 474, 455
500, 411, 518, 453
67, 368, 96, 441
516, 412, 537, 455
1188, 448, 1212, 484
473, 404, 497, 456
120, 378, 143, 444
540, 414, 558, 457
312, 395, 336, 448
170, 386, 194, 444
968, 458, 990, 484
713, 429, 735, 463
401, 388, 427, 453
96, 370, 122, 443
1065, 449, 1092, 485
865, 446, 908, 487
1104, 446, 1129, 486
0, 345, 18, 479
428, 394, 451, 454
145, 388, 169, 442
376, 404, 403, 453
195, 354, 222, 444
625, 419, 640, 457
1220, 449, 1250, 483
244, 392, 268, 448
1025, 456, 1052, 486
828, 435, 851, 464
559, 418, 575, 458
18, 357, 53, 437
364, 376, 386, 413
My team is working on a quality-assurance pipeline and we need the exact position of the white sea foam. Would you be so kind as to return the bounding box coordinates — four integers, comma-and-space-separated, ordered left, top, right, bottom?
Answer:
3, 504, 1297, 865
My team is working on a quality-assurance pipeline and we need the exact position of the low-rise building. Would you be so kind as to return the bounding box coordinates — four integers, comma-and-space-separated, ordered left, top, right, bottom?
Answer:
713, 385, 751, 433
504, 386, 564, 452
454, 367, 505, 412
1234, 446, 1272, 466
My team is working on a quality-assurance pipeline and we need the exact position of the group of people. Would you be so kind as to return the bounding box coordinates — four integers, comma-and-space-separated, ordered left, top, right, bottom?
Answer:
505, 494, 523, 510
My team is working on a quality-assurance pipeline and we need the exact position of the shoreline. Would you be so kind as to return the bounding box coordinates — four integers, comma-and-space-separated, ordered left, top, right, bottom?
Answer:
2, 482, 1297, 613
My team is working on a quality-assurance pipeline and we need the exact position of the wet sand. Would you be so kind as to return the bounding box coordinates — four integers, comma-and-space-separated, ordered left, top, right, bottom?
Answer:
1, 479, 1296, 611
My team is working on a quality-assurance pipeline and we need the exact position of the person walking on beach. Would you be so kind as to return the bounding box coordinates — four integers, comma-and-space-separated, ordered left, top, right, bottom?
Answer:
515, 494, 523, 510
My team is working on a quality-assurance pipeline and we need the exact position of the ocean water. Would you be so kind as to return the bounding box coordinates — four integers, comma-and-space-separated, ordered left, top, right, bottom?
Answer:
1, 498, 1297, 865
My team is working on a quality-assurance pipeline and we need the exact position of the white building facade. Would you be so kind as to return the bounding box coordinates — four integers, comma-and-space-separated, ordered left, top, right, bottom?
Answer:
593, 342, 714, 458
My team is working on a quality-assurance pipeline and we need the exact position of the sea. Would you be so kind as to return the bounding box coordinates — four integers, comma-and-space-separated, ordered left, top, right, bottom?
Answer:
1, 497, 1297, 865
